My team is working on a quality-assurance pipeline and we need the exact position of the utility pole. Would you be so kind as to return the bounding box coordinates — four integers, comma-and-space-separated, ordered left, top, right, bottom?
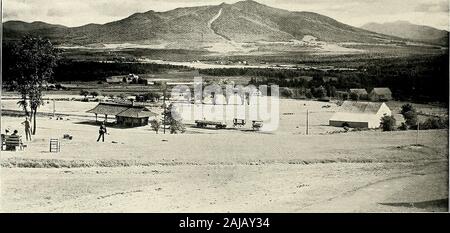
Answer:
162, 82, 168, 134
52, 99, 56, 118
306, 109, 309, 135
416, 121, 420, 145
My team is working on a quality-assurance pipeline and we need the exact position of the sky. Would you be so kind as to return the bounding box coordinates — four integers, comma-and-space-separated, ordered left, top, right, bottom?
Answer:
2, 0, 449, 30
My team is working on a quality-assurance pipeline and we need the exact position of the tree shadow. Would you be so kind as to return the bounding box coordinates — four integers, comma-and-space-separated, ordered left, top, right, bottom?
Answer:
74, 120, 143, 129
378, 198, 448, 211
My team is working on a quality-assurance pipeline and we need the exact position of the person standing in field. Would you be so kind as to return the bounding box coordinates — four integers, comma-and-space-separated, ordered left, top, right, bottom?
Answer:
97, 123, 107, 142
21, 117, 32, 141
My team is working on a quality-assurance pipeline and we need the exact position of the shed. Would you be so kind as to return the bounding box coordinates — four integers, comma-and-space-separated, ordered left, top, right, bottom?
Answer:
106, 76, 123, 84
349, 88, 368, 96
329, 101, 392, 128
369, 88, 393, 101
87, 102, 157, 127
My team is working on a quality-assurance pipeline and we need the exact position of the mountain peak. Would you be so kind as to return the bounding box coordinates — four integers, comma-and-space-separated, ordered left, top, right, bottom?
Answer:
3, 0, 398, 47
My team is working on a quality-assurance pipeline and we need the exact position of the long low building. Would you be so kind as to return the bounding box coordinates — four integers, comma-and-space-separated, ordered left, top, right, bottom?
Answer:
87, 102, 158, 127
329, 101, 392, 128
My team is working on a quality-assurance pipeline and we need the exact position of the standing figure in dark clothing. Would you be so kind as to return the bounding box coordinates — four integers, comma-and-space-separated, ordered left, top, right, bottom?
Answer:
97, 123, 107, 142
21, 117, 32, 141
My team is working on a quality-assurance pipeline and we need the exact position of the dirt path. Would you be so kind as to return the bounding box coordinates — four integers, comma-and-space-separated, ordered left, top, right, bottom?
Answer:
301, 162, 448, 212
2, 161, 447, 212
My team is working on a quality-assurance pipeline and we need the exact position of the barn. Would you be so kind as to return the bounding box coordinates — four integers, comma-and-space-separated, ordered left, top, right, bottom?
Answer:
349, 89, 368, 99
369, 88, 393, 101
329, 101, 392, 128
87, 102, 158, 127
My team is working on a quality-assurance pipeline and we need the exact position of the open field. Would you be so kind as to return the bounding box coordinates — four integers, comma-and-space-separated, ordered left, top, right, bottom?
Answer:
1, 161, 447, 213
1, 96, 448, 212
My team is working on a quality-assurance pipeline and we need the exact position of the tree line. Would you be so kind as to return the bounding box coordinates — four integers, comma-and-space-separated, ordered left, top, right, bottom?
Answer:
200, 54, 449, 103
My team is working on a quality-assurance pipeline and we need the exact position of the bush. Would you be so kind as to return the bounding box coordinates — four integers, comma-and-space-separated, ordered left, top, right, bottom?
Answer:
150, 120, 161, 134
380, 115, 396, 131
401, 104, 415, 116
281, 88, 294, 98
398, 122, 408, 131
305, 89, 313, 99
349, 92, 359, 101
312, 86, 327, 98
90, 91, 99, 98
420, 116, 449, 130
79, 90, 89, 98
403, 110, 418, 127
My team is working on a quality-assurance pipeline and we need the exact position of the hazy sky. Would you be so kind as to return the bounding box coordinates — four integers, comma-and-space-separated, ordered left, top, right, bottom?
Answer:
2, 0, 449, 30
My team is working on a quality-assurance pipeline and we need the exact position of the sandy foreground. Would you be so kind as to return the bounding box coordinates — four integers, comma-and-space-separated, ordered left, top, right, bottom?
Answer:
0, 97, 448, 212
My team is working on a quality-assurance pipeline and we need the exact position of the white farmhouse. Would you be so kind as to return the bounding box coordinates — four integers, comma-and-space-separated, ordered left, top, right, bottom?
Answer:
329, 101, 392, 128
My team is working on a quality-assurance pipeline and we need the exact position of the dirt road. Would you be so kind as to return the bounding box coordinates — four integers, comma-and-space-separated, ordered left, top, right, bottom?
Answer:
1, 160, 447, 212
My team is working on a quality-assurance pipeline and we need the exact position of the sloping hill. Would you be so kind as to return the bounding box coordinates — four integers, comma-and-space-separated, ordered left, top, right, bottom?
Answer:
362, 21, 449, 46
3, 0, 396, 47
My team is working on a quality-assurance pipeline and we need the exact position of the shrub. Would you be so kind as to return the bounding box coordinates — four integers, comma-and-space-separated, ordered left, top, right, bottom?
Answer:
90, 91, 99, 98
349, 92, 359, 101
380, 115, 396, 131
79, 90, 89, 98
403, 110, 418, 127
281, 88, 294, 98
401, 104, 415, 116
398, 122, 408, 131
150, 120, 161, 134
165, 104, 185, 134
312, 86, 327, 98
420, 116, 449, 130
305, 89, 313, 99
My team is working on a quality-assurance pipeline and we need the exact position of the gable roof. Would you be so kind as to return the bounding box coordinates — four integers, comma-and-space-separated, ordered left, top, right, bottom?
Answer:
117, 107, 158, 118
87, 103, 157, 118
338, 101, 384, 114
349, 89, 368, 95
370, 88, 392, 96
87, 103, 129, 115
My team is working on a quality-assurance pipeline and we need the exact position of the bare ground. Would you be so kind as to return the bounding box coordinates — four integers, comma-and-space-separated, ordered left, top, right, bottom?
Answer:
1, 97, 448, 212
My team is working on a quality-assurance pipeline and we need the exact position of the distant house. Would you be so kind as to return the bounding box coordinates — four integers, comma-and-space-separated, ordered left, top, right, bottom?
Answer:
322, 76, 338, 82
349, 88, 368, 99
106, 76, 123, 84
87, 102, 158, 127
329, 101, 392, 128
296, 76, 314, 82
369, 88, 393, 101
106, 74, 140, 84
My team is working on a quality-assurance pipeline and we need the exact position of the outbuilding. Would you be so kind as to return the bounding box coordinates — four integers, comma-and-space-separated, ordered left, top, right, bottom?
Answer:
87, 102, 158, 127
349, 88, 368, 99
329, 101, 392, 128
369, 88, 393, 101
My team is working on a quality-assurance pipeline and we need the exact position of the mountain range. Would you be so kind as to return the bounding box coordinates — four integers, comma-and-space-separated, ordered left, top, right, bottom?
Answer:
362, 21, 448, 46
4, 0, 446, 53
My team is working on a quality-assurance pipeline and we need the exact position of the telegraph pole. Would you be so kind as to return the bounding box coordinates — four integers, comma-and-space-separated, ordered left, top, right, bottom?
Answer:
163, 83, 167, 134
306, 109, 309, 135
416, 121, 420, 145
52, 99, 56, 118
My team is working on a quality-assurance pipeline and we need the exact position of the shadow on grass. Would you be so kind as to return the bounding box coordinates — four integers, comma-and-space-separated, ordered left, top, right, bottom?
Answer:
74, 120, 144, 129
379, 198, 448, 211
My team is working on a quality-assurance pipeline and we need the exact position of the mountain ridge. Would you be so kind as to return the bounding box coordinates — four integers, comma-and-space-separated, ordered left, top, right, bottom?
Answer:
361, 21, 449, 46
3, 0, 408, 51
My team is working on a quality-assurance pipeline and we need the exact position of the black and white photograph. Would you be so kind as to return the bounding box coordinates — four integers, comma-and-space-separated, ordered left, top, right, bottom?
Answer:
0, 0, 449, 214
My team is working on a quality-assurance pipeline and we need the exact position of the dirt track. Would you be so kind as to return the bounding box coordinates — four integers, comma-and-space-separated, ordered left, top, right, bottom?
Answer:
1, 97, 448, 212
1, 160, 447, 212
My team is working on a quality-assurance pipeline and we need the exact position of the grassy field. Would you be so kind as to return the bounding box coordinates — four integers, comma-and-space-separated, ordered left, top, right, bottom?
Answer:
1, 96, 448, 212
